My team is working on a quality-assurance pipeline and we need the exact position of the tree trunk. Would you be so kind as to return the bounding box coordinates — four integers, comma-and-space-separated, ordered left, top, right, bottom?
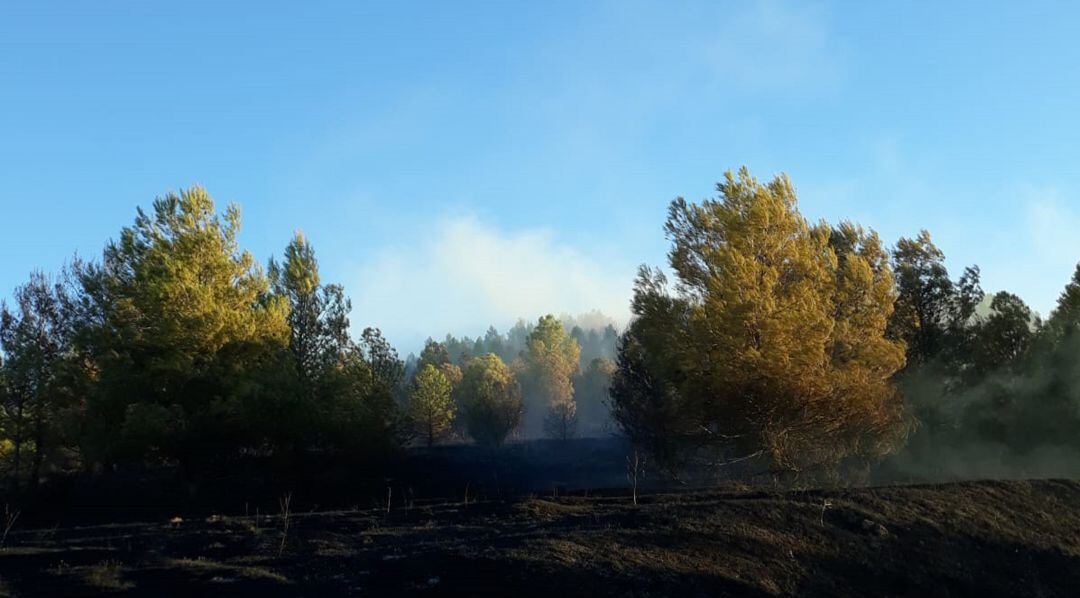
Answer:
10, 400, 24, 492
29, 413, 45, 490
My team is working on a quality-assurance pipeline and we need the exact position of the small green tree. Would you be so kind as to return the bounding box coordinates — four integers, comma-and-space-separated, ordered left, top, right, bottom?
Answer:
459, 353, 522, 447
409, 364, 455, 447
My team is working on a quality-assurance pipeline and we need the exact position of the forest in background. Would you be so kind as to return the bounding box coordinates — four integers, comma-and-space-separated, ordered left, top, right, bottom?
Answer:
4, 168, 1080, 501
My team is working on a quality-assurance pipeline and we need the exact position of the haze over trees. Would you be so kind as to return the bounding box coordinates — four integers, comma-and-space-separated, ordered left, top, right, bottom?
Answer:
3, 170, 1080, 491
406, 313, 619, 442
884, 231, 1080, 479
522, 314, 581, 440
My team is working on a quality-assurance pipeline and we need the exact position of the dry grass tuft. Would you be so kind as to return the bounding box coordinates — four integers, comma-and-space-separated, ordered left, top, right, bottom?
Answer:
84, 559, 134, 591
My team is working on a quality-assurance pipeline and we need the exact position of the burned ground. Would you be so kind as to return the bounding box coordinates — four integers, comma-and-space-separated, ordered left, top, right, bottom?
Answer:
0, 478, 1078, 596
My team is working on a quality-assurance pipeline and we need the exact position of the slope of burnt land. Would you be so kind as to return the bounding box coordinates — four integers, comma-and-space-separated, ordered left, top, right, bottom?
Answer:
0, 479, 1078, 596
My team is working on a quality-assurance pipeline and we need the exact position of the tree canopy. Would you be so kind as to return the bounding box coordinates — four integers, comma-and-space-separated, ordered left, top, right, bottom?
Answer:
458, 353, 522, 447
4, 174, 1080, 490
612, 168, 908, 477
409, 364, 455, 448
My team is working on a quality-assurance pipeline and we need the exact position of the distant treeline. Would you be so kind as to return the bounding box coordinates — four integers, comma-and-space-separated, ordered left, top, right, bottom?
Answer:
403, 314, 619, 441
4, 169, 1080, 493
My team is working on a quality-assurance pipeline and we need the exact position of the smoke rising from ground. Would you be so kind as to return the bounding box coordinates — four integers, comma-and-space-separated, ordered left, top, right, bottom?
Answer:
350, 215, 634, 354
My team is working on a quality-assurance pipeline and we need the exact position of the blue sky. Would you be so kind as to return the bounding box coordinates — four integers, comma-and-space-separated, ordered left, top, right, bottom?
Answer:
3, 1, 1080, 353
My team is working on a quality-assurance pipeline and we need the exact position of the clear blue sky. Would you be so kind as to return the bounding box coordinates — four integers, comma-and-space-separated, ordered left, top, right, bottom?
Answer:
3, 1, 1080, 353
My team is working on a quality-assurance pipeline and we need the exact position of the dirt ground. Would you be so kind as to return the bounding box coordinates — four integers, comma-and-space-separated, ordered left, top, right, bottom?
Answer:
0, 478, 1078, 596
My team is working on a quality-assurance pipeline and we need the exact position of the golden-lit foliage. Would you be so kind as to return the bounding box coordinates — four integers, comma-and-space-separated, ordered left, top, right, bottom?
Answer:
100, 187, 289, 376
459, 353, 523, 447
617, 168, 908, 475
522, 315, 581, 439
74, 188, 291, 461
409, 364, 455, 447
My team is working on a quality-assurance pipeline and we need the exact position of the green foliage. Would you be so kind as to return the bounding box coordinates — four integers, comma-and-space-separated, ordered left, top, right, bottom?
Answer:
313, 337, 407, 458
269, 232, 351, 385
409, 364, 455, 447
1045, 264, 1080, 340
0, 187, 415, 478
889, 231, 955, 364
357, 327, 405, 396
969, 292, 1034, 378
417, 339, 451, 371
610, 329, 690, 471
889, 230, 983, 369
0, 272, 79, 488
266, 233, 410, 457
11, 173, 1080, 487
458, 354, 522, 447
69, 188, 289, 465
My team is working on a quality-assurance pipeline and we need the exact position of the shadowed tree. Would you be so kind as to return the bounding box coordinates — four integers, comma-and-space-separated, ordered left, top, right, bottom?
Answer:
0, 272, 77, 489
1045, 263, 1080, 341
969, 291, 1034, 378
573, 356, 617, 437
269, 232, 350, 387
889, 231, 954, 366
889, 231, 983, 370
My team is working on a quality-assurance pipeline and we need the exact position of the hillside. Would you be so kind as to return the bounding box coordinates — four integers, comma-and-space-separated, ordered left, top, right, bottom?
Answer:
0, 479, 1078, 596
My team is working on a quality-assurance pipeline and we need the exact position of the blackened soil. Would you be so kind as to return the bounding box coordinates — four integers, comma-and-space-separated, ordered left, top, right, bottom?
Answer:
0, 479, 1078, 596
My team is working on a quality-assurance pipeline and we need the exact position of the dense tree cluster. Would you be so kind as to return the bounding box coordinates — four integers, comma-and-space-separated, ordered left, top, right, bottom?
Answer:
407, 314, 617, 375
5, 171, 1080, 491
886, 231, 1080, 478
405, 312, 620, 442
609, 167, 1080, 481
0, 188, 407, 489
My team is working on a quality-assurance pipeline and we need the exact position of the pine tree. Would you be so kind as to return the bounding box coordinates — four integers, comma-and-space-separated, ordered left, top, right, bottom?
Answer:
0, 272, 76, 489
613, 168, 908, 476
409, 364, 455, 447
1046, 263, 1080, 339
269, 232, 351, 386
71, 187, 289, 466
